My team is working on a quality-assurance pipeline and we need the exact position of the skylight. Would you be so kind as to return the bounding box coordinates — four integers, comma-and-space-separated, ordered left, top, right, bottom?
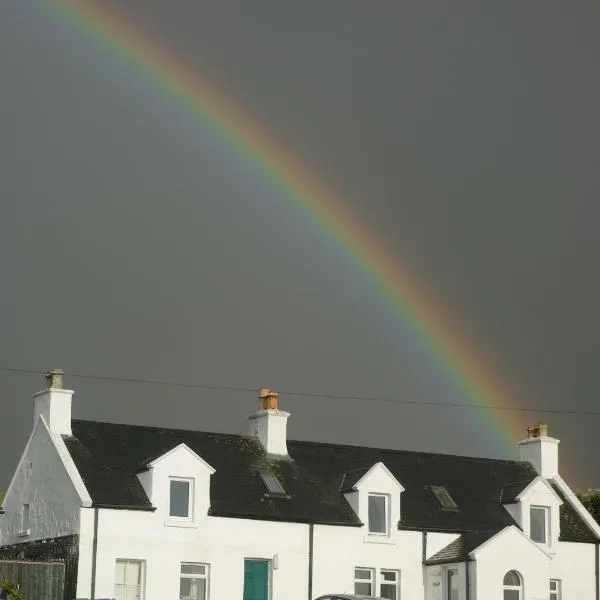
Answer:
429, 485, 458, 510
259, 472, 286, 495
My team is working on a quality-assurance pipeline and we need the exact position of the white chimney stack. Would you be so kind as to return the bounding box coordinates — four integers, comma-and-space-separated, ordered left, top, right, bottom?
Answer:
518, 423, 559, 479
33, 369, 73, 437
247, 388, 290, 458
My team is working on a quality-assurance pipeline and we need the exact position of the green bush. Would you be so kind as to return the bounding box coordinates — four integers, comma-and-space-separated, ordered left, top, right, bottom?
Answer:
0, 576, 24, 600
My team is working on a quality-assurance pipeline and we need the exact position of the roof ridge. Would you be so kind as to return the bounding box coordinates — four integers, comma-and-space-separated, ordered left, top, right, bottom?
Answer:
71, 419, 530, 464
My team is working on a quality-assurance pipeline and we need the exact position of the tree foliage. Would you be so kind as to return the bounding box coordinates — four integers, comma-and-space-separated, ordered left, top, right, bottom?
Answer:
0, 576, 24, 600
576, 489, 600, 525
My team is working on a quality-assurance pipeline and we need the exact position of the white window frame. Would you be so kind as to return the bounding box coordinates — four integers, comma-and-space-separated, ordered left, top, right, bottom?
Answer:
367, 493, 390, 535
354, 567, 375, 596
503, 570, 523, 600
19, 503, 30, 535
379, 568, 400, 600
169, 477, 194, 521
180, 562, 209, 600
115, 558, 146, 600
549, 579, 561, 600
530, 505, 550, 544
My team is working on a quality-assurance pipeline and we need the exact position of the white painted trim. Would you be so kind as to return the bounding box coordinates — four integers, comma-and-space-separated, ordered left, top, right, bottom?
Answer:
42, 417, 93, 507
146, 443, 216, 474
551, 474, 600, 538
469, 525, 552, 559
354, 462, 405, 492
515, 475, 563, 504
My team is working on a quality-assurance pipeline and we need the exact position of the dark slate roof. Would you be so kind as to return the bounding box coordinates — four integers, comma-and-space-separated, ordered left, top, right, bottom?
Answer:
499, 480, 532, 503
64, 419, 545, 532
425, 529, 500, 564
551, 484, 598, 542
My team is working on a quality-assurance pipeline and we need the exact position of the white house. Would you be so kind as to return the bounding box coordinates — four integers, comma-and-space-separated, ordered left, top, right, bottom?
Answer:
1, 370, 599, 600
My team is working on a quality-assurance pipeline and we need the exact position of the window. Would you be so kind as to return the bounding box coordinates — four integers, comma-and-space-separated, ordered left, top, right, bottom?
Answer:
180, 563, 209, 600
550, 579, 561, 600
368, 494, 389, 534
447, 568, 459, 600
503, 570, 522, 600
259, 472, 286, 495
170, 478, 193, 519
430, 485, 459, 510
20, 503, 30, 533
115, 559, 145, 600
354, 567, 374, 596
530, 505, 549, 543
380, 569, 400, 600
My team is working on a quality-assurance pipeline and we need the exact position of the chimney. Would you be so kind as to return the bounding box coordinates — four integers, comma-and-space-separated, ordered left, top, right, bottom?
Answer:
518, 423, 559, 479
33, 369, 73, 436
247, 388, 290, 458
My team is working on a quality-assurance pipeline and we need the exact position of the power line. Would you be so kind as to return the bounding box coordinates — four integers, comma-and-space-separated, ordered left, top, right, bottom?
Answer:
0, 365, 597, 417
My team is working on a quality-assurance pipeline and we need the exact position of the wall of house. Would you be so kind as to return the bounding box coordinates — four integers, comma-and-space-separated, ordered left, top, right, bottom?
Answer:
0, 420, 82, 545
424, 562, 468, 600
470, 527, 550, 600
311, 524, 423, 599
551, 541, 597, 600
84, 509, 310, 600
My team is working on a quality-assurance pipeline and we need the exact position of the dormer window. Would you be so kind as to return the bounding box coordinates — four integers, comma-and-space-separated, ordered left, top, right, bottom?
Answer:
259, 472, 286, 496
169, 477, 193, 519
368, 493, 389, 534
530, 505, 549, 543
429, 485, 459, 510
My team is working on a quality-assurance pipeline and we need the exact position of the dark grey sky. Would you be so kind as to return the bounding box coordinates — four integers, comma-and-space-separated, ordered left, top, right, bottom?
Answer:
2, 1, 600, 490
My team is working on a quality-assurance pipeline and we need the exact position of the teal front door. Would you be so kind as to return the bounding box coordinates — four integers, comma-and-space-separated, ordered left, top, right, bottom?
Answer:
243, 559, 269, 600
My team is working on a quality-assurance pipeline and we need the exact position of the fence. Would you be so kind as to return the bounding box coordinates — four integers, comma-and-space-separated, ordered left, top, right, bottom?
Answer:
0, 559, 64, 600
0, 535, 78, 600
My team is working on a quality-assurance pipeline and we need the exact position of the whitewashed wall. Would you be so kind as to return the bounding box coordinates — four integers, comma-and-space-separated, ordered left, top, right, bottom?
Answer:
470, 527, 550, 600
82, 509, 309, 600
0, 418, 85, 545
551, 540, 597, 600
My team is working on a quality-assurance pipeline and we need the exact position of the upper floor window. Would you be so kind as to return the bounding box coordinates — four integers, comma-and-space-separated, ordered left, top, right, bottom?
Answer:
368, 493, 389, 534
503, 570, 522, 600
530, 505, 549, 543
429, 485, 459, 510
170, 478, 193, 519
19, 503, 30, 535
180, 563, 209, 600
115, 559, 145, 600
259, 472, 286, 496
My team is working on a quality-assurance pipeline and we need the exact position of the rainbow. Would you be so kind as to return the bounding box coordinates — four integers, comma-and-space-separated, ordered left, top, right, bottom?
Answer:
44, 0, 528, 456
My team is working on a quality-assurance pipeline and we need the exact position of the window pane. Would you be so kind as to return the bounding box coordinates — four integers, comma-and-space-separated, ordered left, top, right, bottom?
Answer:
115, 584, 127, 600
368, 495, 387, 533
355, 569, 371, 580
180, 577, 206, 600
503, 571, 520, 586
355, 582, 372, 595
170, 480, 190, 518
381, 583, 397, 600
182, 564, 206, 575
125, 562, 140, 586
260, 473, 285, 494
381, 570, 397, 582
115, 561, 126, 585
530, 507, 547, 543
504, 591, 520, 600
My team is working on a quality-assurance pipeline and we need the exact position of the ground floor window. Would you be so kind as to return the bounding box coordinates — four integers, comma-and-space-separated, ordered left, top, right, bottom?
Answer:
115, 559, 145, 600
180, 563, 209, 600
550, 579, 561, 600
503, 570, 523, 600
380, 569, 400, 600
354, 567, 374, 595
354, 567, 400, 599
